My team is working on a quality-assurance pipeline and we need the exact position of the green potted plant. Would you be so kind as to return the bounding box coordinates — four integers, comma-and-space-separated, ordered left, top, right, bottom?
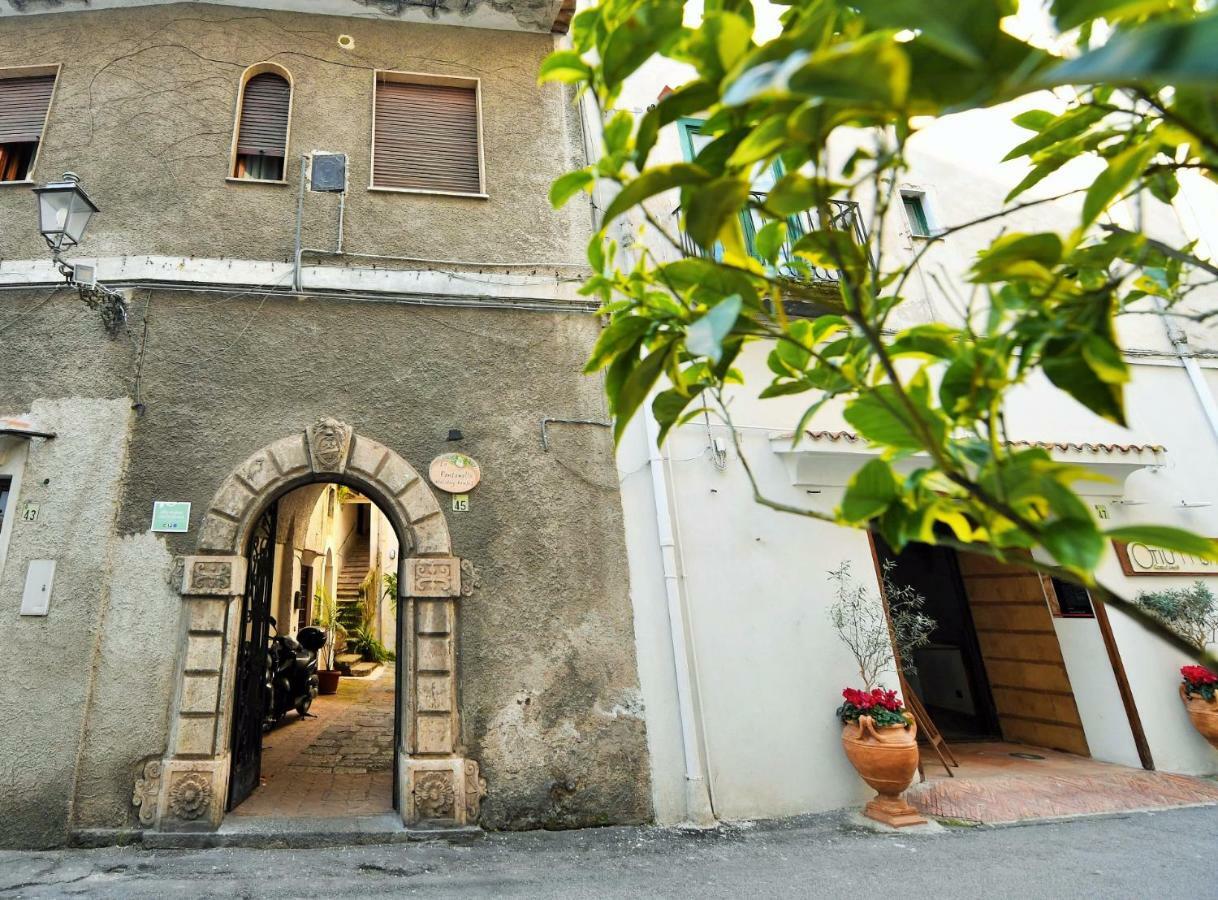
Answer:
1134, 582, 1218, 749
312, 584, 345, 694
828, 561, 935, 827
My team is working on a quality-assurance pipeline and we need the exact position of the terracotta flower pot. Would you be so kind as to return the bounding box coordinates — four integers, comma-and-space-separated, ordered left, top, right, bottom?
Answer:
317, 669, 341, 695
1180, 684, 1218, 750
841, 714, 926, 827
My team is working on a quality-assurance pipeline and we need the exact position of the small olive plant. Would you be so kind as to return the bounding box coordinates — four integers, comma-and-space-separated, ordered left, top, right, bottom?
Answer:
1133, 582, 1218, 654
827, 560, 936, 690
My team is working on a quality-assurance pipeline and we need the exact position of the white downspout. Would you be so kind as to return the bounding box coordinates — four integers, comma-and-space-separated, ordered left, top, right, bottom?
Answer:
644, 409, 717, 826
1163, 183, 1218, 444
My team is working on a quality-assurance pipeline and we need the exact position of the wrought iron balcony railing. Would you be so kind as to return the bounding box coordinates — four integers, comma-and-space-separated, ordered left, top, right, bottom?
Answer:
676, 195, 865, 283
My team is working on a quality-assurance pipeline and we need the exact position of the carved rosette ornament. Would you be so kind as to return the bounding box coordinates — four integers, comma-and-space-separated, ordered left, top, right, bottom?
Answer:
306, 417, 353, 473
464, 759, 487, 821
131, 759, 162, 826
413, 770, 456, 819
168, 771, 212, 821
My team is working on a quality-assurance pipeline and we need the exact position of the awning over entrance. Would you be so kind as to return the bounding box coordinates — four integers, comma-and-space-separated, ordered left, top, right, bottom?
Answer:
769, 429, 1164, 497
0, 416, 55, 440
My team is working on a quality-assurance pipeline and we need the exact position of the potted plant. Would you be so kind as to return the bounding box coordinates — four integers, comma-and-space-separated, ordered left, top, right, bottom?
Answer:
1180, 665, 1218, 749
828, 561, 935, 827
1134, 582, 1218, 748
312, 584, 345, 694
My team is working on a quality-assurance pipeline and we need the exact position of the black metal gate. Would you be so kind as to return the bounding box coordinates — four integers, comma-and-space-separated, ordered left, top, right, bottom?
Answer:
227, 500, 278, 811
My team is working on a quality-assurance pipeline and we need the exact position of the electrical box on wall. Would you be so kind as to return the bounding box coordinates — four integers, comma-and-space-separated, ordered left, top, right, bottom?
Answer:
310, 153, 347, 193
19, 559, 55, 616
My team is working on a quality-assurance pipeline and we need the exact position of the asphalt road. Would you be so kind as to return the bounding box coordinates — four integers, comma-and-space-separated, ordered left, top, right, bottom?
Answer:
2, 805, 1215, 899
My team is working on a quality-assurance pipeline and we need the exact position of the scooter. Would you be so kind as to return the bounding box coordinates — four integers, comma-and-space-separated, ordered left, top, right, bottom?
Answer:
263, 617, 327, 728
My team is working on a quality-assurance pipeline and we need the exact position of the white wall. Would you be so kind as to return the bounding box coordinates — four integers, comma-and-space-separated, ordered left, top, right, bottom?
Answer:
613, 1, 1218, 824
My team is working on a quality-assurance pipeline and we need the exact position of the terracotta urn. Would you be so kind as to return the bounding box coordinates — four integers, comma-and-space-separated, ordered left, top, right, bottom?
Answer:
1180, 685, 1218, 750
841, 715, 926, 827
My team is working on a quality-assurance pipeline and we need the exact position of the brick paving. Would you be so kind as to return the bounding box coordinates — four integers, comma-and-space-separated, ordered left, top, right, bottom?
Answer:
907, 740, 1218, 824
231, 664, 396, 818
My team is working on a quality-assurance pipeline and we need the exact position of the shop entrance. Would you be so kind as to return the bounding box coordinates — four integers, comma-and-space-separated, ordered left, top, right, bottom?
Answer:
876, 540, 1088, 756
227, 482, 400, 819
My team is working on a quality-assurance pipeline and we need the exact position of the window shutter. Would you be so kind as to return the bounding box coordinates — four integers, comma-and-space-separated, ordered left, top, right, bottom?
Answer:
0, 74, 56, 144
236, 73, 290, 158
374, 80, 480, 194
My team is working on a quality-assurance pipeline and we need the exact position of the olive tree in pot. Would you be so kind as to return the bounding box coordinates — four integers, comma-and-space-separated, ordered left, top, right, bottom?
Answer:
312, 584, 345, 694
1134, 582, 1218, 750
828, 560, 935, 827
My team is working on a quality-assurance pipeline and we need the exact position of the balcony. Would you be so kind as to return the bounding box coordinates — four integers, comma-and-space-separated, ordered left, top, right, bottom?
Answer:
676, 196, 865, 284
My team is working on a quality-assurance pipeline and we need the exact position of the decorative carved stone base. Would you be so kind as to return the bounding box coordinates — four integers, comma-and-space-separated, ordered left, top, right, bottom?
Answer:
863, 794, 927, 828
401, 757, 486, 826
149, 757, 231, 831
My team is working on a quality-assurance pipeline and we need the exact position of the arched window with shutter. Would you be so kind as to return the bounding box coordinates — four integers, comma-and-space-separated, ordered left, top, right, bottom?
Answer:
229, 63, 292, 182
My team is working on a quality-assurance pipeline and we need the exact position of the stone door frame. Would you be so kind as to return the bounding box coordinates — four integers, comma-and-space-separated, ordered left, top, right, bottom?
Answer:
135, 418, 484, 832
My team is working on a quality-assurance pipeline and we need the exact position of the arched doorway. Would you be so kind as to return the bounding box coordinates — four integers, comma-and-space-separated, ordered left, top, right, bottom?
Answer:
135, 418, 485, 833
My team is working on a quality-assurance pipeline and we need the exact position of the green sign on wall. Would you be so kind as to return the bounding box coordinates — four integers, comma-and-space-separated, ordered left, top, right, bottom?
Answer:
151, 501, 191, 533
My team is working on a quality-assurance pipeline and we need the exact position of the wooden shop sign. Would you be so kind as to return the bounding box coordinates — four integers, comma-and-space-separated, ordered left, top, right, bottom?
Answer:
1114, 540, 1218, 576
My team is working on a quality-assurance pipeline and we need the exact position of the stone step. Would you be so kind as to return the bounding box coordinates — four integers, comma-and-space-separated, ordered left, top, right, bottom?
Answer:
334, 652, 363, 674
348, 661, 381, 678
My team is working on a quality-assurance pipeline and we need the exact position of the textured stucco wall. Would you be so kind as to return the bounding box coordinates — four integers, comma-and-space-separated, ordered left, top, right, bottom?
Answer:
0, 2, 592, 269
0, 287, 650, 843
0, 397, 134, 849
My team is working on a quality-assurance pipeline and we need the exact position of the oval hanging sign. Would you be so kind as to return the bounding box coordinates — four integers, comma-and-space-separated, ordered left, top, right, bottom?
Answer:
429, 452, 482, 493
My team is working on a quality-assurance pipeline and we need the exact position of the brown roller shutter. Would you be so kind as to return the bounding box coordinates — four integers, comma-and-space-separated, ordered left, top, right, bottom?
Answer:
374, 79, 481, 194
236, 73, 290, 157
0, 74, 56, 144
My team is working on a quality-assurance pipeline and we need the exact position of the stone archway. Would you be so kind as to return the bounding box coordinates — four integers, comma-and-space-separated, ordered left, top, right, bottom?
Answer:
135, 418, 484, 832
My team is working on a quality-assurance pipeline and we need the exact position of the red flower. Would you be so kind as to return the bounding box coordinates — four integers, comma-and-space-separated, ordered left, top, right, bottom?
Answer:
840, 686, 905, 712
1182, 665, 1218, 685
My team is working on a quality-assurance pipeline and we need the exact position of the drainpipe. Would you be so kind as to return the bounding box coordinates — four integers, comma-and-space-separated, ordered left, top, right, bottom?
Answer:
644, 408, 717, 826
1162, 180, 1218, 446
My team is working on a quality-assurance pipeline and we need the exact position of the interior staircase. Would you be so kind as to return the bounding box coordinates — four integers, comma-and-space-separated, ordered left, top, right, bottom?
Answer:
334, 544, 379, 677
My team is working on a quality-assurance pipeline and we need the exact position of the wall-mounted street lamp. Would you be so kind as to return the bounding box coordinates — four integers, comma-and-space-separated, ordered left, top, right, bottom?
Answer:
32, 172, 128, 335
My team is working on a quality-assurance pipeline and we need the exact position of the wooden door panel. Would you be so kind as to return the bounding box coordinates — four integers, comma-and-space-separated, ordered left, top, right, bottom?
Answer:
956, 553, 1090, 756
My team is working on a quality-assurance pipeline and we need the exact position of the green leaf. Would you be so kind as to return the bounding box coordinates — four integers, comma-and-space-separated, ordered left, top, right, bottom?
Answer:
754, 220, 787, 265
840, 459, 900, 524
613, 342, 675, 444
844, 386, 945, 451
652, 387, 705, 445
1082, 142, 1157, 227
601, 2, 686, 95
728, 115, 789, 168
1051, 0, 1178, 31
687, 294, 743, 364
1012, 109, 1055, 131
538, 50, 592, 84
635, 81, 718, 168
549, 169, 594, 208
1043, 518, 1105, 572
788, 33, 911, 107
1005, 155, 1069, 203
602, 111, 634, 155
972, 232, 1064, 281
684, 176, 751, 249
1041, 13, 1218, 89
1003, 106, 1107, 162
792, 229, 868, 282
1042, 342, 1127, 425
585, 315, 651, 374
1106, 525, 1218, 561
1081, 333, 1128, 384
602, 163, 711, 227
